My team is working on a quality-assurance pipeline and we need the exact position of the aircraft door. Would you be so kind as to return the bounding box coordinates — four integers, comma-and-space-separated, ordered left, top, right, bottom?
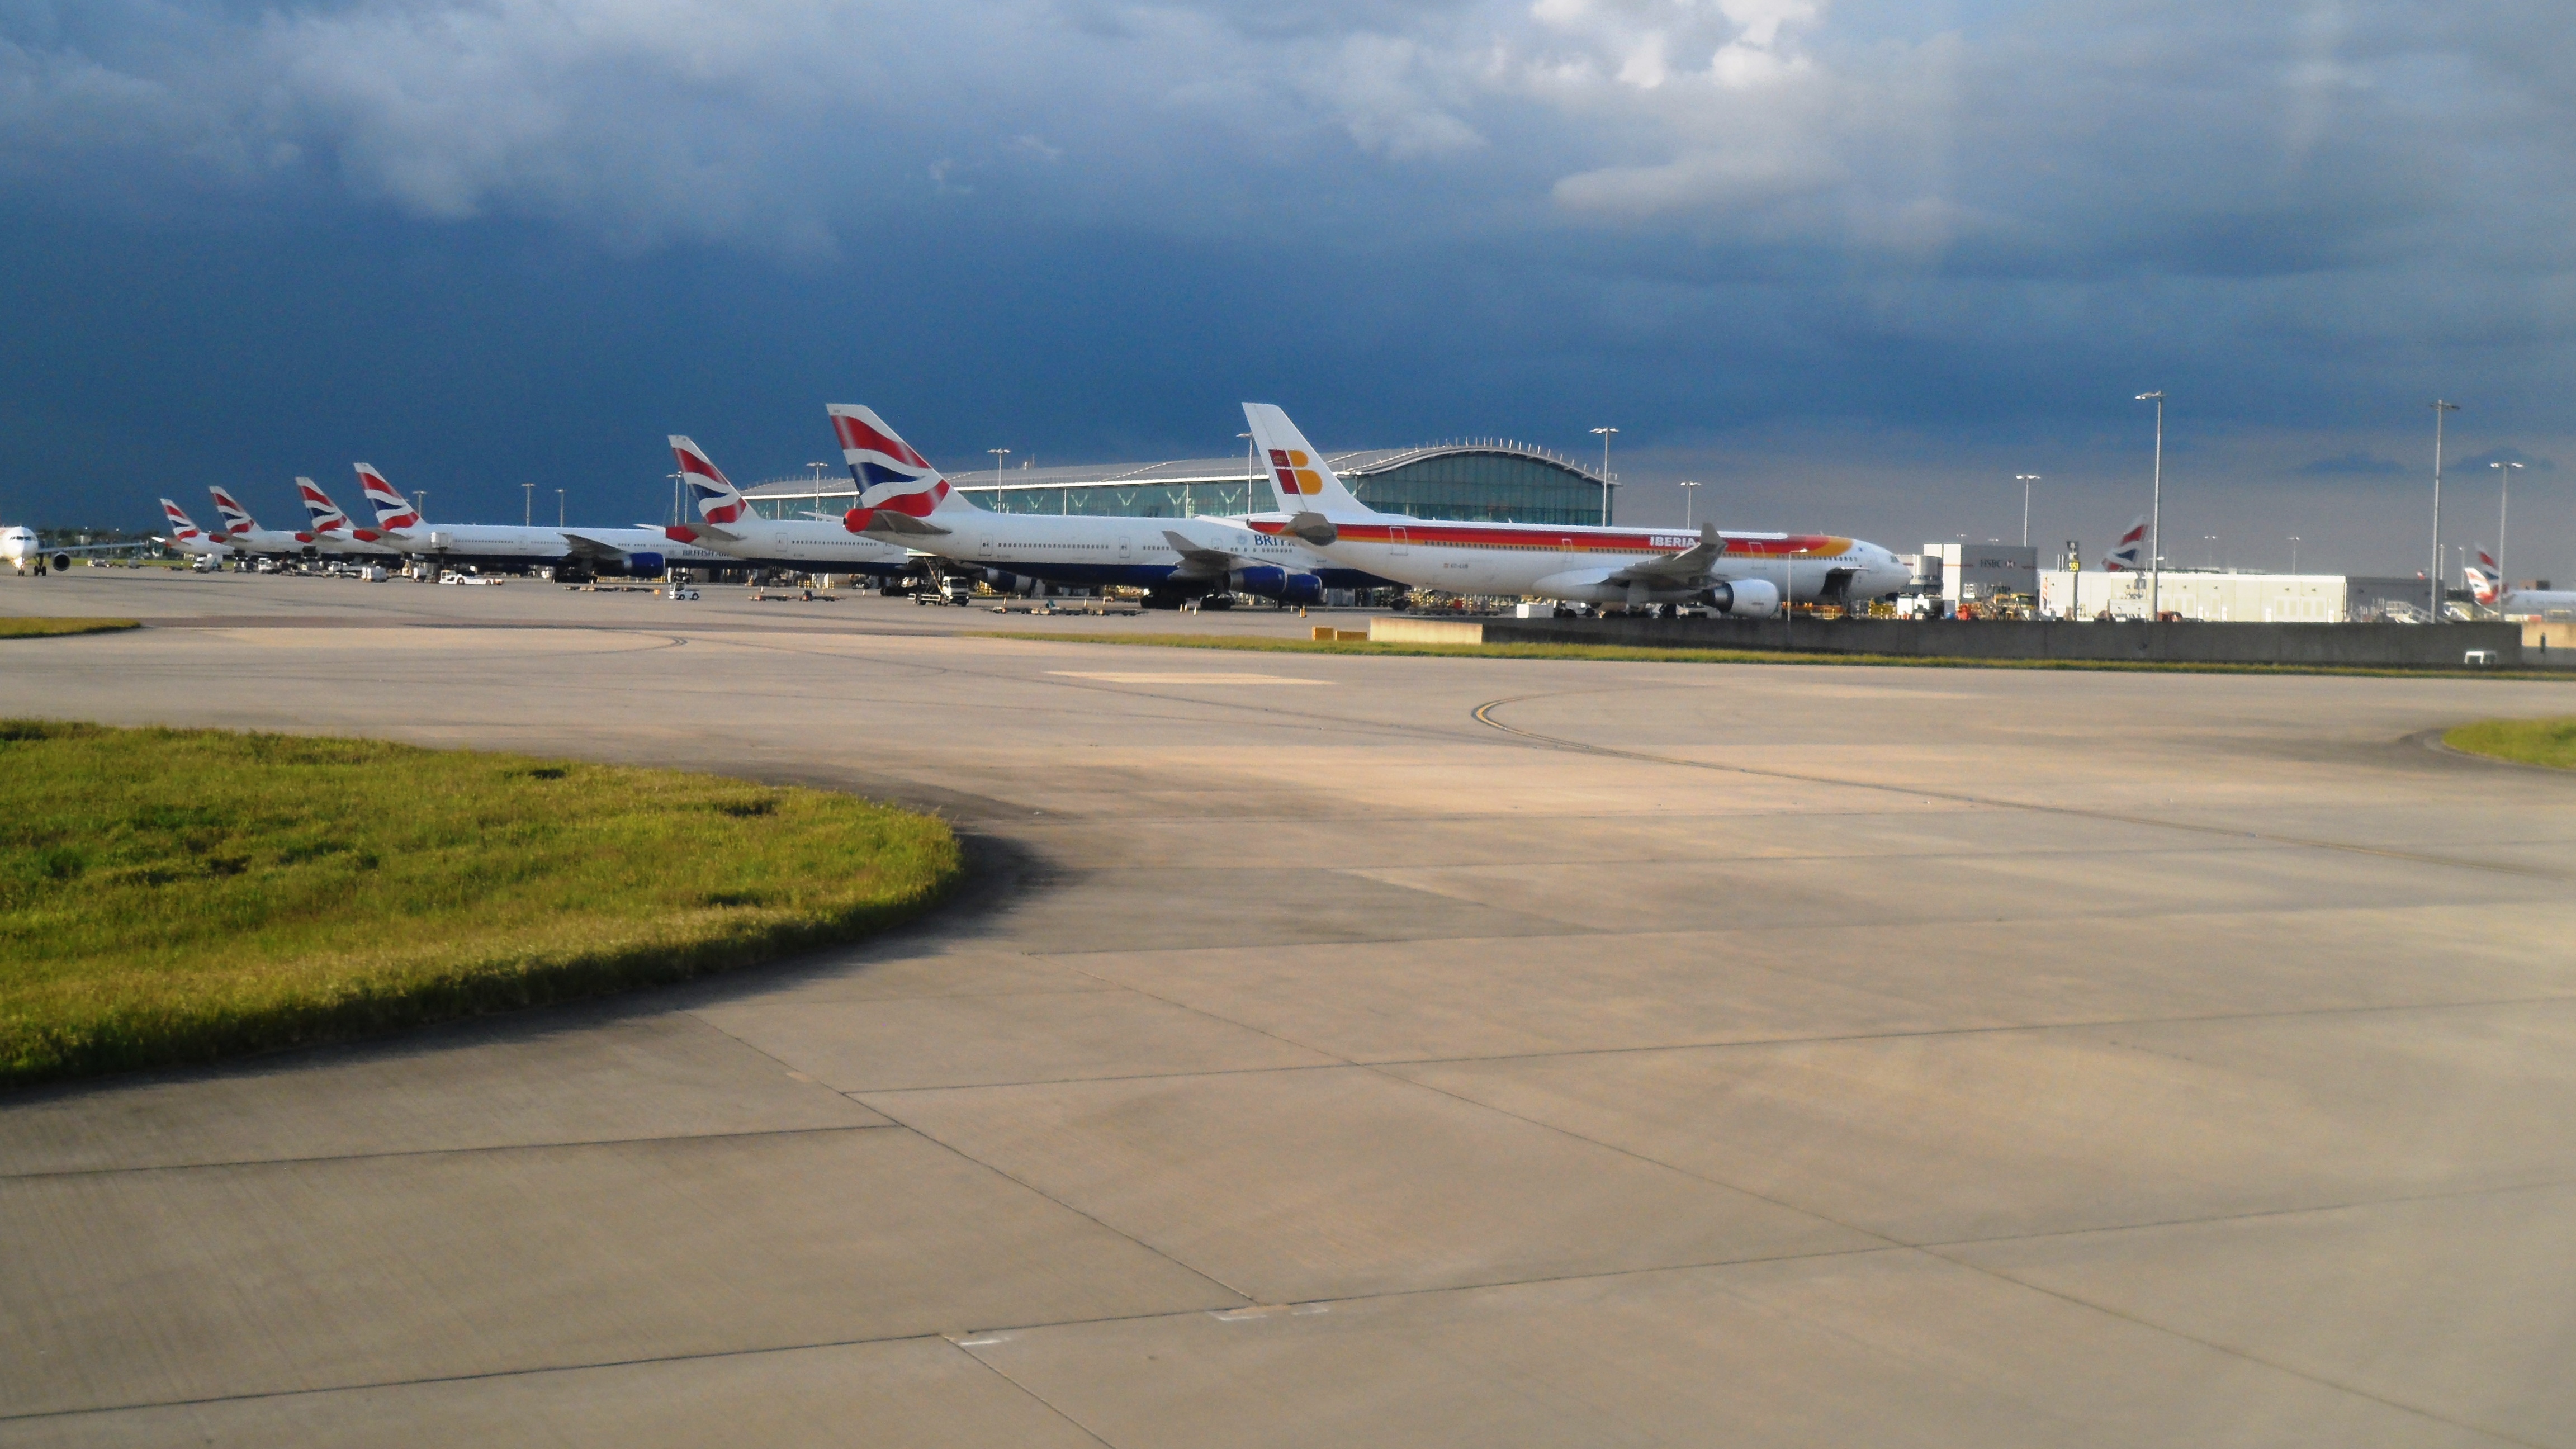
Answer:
1118, 535, 1131, 560
1390, 526, 1409, 555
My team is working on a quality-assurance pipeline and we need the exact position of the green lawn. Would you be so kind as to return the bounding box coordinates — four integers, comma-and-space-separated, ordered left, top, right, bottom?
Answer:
2444, 717, 2576, 769
976, 629, 2575, 680
0, 618, 140, 639
0, 722, 960, 1085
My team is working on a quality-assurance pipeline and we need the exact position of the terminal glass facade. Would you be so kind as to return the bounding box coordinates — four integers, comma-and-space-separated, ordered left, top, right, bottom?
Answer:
735, 447, 1611, 527
970, 480, 1261, 518
1352, 453, 1607, 525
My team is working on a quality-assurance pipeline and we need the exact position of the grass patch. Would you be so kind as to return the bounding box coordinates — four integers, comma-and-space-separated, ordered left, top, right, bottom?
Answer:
0, 722, 960, 1086
0, 618, 140, 639
974, 629, 2576, 681
2444, 717, 2576, 769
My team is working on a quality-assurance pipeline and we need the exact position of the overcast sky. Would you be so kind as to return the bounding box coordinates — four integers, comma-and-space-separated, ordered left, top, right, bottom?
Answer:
4, 0, 2568, 575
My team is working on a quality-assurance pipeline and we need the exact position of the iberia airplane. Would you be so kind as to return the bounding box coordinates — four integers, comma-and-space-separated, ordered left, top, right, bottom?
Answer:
1236, 403, 1910, 613
663, 436, 914, 578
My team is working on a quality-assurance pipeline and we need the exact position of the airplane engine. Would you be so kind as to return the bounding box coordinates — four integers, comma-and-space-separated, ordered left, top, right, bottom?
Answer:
48, 552, 72, 572
1230, 565, 1322, 606
979, 569, 1042, 595
1703, 579, 1781, 617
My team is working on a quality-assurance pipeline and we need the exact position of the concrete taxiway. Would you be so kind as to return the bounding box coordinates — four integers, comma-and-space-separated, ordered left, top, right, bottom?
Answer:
5, 571, 2576, 1447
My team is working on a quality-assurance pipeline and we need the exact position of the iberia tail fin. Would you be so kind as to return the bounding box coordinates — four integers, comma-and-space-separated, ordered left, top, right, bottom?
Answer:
1242, 404, 1377, 522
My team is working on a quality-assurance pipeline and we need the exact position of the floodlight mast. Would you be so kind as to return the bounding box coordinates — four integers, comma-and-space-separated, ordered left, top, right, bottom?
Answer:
2492, 460, 2524, 588
2016, 475, 2040, 547
2135, 392, 2163, 620
1590, 427, 1617, 525
1678, 480, 1701, 528
2430, 401, 2460, 622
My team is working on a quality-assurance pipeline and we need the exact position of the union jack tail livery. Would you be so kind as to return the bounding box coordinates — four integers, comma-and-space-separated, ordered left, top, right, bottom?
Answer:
297, 478, 354, 533
356, 464, 420, 531
1243, 403, 1376, 519
208, 486, 257, 537
159, 498, 205, 541
2466, 547, 2501, 607
2102, 516, 2148, 572
829, 405, 960, 531
669, 437, 750, 526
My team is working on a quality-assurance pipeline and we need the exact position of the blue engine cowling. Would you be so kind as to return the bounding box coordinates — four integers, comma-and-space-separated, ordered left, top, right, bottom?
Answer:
1231, 565, 1323, 606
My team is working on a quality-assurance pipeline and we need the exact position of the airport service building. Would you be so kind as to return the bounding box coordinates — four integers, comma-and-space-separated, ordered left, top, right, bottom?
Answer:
737, 440, 1617, 527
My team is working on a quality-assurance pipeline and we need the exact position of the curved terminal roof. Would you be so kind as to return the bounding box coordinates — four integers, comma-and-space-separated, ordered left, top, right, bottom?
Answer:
740, 439, 1613, 499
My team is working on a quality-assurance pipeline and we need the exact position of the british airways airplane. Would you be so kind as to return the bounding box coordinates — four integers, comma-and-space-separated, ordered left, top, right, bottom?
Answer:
833, 404, 1389, 607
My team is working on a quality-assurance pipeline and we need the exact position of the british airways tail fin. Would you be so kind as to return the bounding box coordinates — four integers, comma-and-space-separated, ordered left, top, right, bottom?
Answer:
355, 464, 420, 531
297, 478, 352, 533
669, 436, 751, 527
158, 498, 203, 539
828, 404, 966, 535
2101, 516, 2147, 572
207, 486, 257, 536
2466, 547, 2502, 607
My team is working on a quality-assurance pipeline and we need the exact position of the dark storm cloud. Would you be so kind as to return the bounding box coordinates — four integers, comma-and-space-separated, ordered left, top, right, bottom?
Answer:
1, 0, 2570, 576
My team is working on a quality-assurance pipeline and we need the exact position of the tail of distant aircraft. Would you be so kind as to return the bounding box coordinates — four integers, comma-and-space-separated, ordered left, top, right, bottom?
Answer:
829, 405, 963, 534
2101, 516, 2147, 572
207, 486, 259, 539
297, 478, 352, 533
1242, 404, 1377, 520
2466, 547, 2502, 607
159, 498, 206, 542
669, 437, 750, 525
356, 465, 420, 531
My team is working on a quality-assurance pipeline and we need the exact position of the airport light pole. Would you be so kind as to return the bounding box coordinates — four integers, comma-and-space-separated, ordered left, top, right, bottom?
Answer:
989, 449, 1009, 492
2135, 391, 2164, 620
2430, 400, 2459, 622
555, 489, 565, 528
2066, 539, 2081, 619
1590, 427, 1617, 525
522, 482, 534, 527
1679, 480, 1701, 528
2204, 534, 2219, 569
2493, 460, 2523, 585
411, 491, 428, 523
2016, 475, 2039, 547
2288, 536, 2300, 573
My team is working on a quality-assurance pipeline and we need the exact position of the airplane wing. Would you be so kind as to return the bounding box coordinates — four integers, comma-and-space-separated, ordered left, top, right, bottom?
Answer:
1159, 529, 1241, 580
1601, 523, 1725, 586
560, 532, 638, 564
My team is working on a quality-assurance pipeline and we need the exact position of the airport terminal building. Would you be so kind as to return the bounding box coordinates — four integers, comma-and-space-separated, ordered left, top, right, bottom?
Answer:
738, 440, 1616, 527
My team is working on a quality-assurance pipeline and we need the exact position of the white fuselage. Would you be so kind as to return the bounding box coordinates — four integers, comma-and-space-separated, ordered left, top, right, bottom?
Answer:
375, 524, 732, 571
885, 508, 1369, 594
2495, 590, 2576, 619
666, 519, 914, 575
1243, 513, 1912, 605
2, 527, 35, 572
